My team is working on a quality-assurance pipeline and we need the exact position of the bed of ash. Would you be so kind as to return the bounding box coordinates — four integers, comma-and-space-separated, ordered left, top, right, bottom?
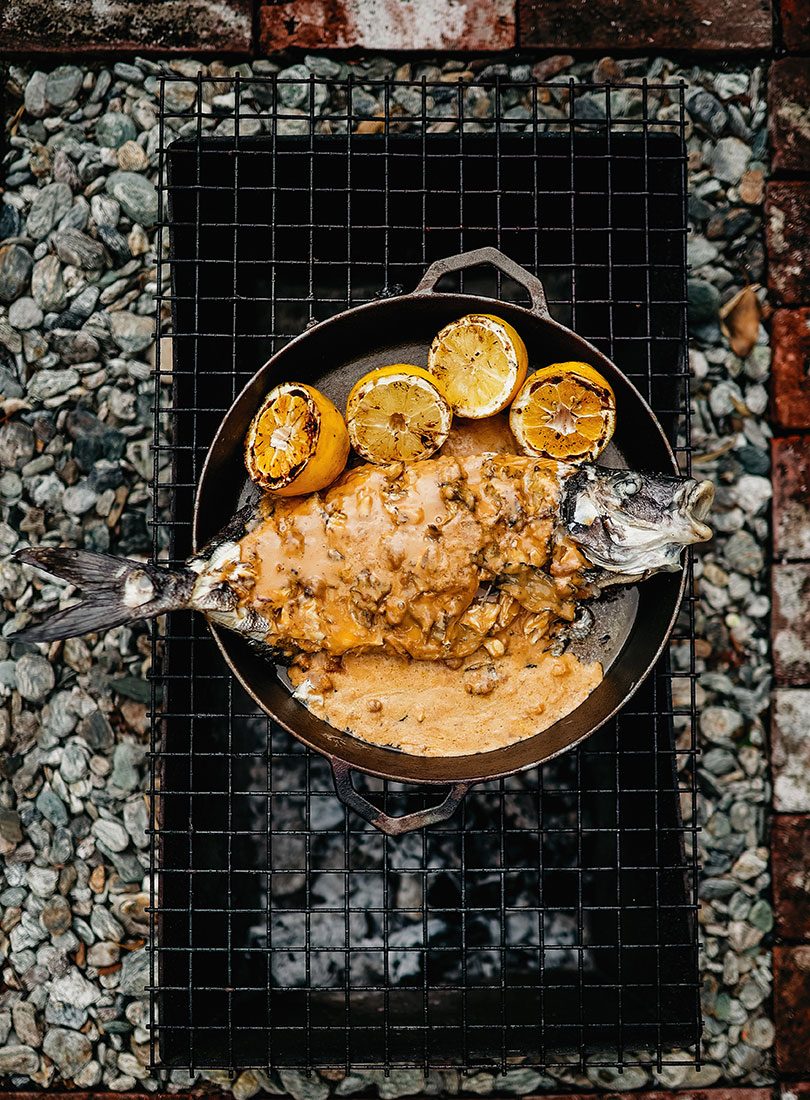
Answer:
286, 415, 603, 756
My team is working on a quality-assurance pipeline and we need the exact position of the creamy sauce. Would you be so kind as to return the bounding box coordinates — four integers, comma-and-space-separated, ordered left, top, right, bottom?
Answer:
287, 628, 602, 756
282, 415, 604, 757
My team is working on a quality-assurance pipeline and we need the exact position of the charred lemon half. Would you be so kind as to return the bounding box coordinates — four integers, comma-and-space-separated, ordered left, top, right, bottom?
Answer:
427, 313, 528, 419
244, 382, 350, 496
346, 364, 452, 463
509, 361, 616, 464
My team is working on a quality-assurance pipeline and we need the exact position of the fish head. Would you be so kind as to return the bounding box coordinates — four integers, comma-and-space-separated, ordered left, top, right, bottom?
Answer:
561, 466, 714, 580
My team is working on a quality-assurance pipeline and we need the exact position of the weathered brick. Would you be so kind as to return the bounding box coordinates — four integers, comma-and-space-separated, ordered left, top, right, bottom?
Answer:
773, 815, 810, 940
773, 567, 810, 685
0, 0, 251, 53
782, 1086, 810, 1100
772, 310, 810, 431
518, 0, 771, 50
770, 58, 810, 173
772, 689, 810, 812
772, 435, 810, 560
767, 183, 810, 306
260, 0, 515, 51
775, 945, 810, 1072
781, 0, 810, 52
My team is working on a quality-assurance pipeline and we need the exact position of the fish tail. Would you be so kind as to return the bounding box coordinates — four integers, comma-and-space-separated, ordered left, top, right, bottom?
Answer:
13, 547, 196, 643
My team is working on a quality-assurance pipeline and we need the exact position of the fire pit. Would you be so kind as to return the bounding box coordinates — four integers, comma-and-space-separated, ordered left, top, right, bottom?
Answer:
149, 73, 701, 1072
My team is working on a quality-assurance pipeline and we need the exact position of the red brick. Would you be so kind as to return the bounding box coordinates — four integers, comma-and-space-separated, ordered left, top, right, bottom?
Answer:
781, 0, 810, 51
772, 689, 810, 812
775, 944, 810, 1073
518, 0, 771, 50
773, 566, 810, 684
770, 58, 810, 173
772, 435, 810, 560
767, 183, 810, 306
772, 310, 810, 431
259, 0, 515, 51
0, 0, 251, 53
773, 814, 810, 940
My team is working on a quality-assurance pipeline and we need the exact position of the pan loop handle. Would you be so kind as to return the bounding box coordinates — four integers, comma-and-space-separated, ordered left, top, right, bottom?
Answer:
412, 246, 551, 319
329, 758, 473, 836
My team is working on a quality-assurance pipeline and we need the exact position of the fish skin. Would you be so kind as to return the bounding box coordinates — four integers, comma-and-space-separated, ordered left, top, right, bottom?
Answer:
13, 453, 714, 656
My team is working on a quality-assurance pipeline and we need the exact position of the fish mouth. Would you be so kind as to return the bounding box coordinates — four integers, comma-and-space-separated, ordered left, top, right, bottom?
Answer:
679, 479, 714, 542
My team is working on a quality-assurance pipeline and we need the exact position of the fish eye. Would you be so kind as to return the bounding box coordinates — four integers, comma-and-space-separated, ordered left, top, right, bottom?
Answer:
617, 477, 640, 497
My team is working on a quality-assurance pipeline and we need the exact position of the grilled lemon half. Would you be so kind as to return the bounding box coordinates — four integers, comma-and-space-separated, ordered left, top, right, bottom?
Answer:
427, 313, 528, 419
244, 382, 350, 496
346, 364, 453, 464
509, 361, 616, 464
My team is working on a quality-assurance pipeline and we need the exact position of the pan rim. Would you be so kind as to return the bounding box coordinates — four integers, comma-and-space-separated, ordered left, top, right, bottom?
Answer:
192, 289, 687, 784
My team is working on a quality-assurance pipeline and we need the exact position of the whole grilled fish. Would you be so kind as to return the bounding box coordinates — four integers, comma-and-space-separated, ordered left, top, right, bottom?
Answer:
14, 453, 713, 661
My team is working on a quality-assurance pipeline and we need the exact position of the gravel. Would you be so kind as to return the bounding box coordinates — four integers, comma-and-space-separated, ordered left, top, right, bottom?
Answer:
0, 52, 773, 1094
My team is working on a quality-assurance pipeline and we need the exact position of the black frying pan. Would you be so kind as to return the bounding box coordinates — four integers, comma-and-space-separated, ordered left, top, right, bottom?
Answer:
194, 248, 686, 834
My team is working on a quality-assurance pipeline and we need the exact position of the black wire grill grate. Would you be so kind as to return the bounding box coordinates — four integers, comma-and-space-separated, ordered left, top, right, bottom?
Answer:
149, 73, 701, 1075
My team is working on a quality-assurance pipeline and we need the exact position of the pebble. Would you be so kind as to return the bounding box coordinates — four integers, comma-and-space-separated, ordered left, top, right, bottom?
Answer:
0, 1044, 39, 1074
700, 706, 743, 743
36, 785, 68, 827
96, 111, 137, 148
27, 865, 59, 898
53, 228, 107, 270
688, 278, 720, 323
31, 253, 66, 311
9, 296, 44, 330
119, 947, 149, 995
45, 66, 83, 107
708, 136, 752, 185
41, 895, 73, 935
43, 1026, 92, 1078
0, 243, 34, 303
15, 652, 55, 702
92, 816, 130, 852
28, 367, 79, 400
109, 310, 154, 354
24, 71, 48, 118
26, 181, 73, 240
686, 88, 728, 137
724, 529, 765, 576
105, 171, 158, 227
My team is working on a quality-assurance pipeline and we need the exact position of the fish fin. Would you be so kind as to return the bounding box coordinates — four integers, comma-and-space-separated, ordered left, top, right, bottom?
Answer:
13, 547, 195, 643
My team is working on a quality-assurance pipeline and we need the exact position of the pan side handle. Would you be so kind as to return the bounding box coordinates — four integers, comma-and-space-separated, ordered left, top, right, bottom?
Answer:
412, 246, 550, 319
329, 757, 473, 836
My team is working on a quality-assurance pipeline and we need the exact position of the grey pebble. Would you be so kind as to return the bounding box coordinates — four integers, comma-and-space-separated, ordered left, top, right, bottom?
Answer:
63, 481, 98, 516
36, 784, 68, 827
92, 816, 130, 852
702, 747, 737, 775
15, 652, 55, 703
105, 171, 159, 227
24, 71, 49, 118
43, 1026, 92, 1077
119, 947, 149, 994
26, 182, 73, 240
31, 254, 66, 311
109, 310, 154, 354
27, 864, 59, 898
90, 904, 124, 943
41, 894, 72, 935
700, 705, 743, 743
113, 62, 144, 84
725, 529, 765, 576
708, 136, 752, 186
686, 87, 728, 137
96, 112, 137, 149
45, 66, 84, 108
53, 228, 107, 270
9, 296, 44, 331
27, 367, 79, 401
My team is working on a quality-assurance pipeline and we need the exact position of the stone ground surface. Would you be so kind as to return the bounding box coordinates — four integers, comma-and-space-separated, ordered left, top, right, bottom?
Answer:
0, 54, 774, 1094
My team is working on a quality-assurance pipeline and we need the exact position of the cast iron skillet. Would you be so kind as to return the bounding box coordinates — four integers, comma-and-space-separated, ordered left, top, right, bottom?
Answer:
194, 248, 686, 835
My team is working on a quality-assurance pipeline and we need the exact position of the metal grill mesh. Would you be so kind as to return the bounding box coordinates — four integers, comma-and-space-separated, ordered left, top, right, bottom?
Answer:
149, 74, 701, 1074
